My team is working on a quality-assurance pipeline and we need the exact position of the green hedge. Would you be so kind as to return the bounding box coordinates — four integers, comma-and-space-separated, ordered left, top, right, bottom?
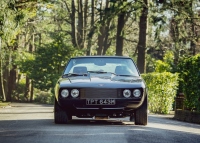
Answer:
178, 54, 200, 112
142, 72, 179, 114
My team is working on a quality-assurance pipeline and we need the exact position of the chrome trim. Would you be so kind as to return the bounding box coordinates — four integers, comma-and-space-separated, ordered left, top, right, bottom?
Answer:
76, 107, 99, 110
102, 108, 124, 110
75, 107, 124, 110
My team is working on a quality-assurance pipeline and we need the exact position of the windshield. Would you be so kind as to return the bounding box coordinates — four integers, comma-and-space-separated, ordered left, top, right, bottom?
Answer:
63, 57, 140, 76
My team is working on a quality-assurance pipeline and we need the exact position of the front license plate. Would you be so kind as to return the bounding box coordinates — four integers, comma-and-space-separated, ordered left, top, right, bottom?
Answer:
86, 99, 115, 105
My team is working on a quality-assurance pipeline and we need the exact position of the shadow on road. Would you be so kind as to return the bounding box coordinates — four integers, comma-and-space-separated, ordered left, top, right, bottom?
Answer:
0, 118, 200, 143
149, 115, 200, 130
68, 119, 133, 125
0, 118, 132, 127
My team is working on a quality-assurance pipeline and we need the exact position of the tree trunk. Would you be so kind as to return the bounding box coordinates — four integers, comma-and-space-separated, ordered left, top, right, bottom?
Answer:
102, 0, 112, 55
7, 64, 17, 102
38, 33, 41, 47
97, 26, 104, 55
77, 0, 84, 48
29, 34, 35, 102
116, 12, 125, 56
97, 0, 104, 55
190, 1, 196, 56
102, 29, 110, 55
190, 39, 196, 55
7, 40, 18, 102
136, 0, 148, 73
83, 0, 88, 49
71, 0, 77, 47
0, 37, 6, 101
4, 66, 9, 102
24, 33, 35, 102
86, 0, 95, 55
4, 47, 16, 102
24, 76, 30, 101
30, 80, 33, 102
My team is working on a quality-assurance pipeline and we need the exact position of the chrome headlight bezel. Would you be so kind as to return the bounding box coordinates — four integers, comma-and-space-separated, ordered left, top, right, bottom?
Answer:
71, 89, 79, 98
133, 89, 141, 97
61, 89, 69, 98
123, 89, 131, 98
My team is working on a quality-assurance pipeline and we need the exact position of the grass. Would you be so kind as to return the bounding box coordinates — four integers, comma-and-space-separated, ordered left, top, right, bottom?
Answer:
0, 101, 11, 108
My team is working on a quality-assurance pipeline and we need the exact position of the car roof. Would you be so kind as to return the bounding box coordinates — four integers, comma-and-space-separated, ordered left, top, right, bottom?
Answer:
71, 55, 131, 59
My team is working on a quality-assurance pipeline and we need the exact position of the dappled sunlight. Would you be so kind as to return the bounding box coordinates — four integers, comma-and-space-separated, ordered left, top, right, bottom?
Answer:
54, 132, 125, 136
147, 122, 200, 135
0, 104, 200, 143
0, 117, 200, 143
0, 104, 53, 121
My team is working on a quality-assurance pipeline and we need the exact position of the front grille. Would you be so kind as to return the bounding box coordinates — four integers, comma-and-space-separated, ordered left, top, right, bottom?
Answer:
80, 88, 118, 99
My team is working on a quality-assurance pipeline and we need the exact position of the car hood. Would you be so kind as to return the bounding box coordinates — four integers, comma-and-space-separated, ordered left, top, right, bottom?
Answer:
57, 75, 146, 88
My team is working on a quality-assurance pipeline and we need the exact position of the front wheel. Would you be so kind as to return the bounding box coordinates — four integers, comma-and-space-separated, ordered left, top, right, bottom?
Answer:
129, 113, 135, 122
54, 99, 71, 124
134, 96, 148, 125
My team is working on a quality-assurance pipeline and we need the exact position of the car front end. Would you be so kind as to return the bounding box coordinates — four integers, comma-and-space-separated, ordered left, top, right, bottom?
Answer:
54, 56, 148, 125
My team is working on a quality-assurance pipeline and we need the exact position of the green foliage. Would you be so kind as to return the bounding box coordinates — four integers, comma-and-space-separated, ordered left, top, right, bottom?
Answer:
155, 60, 171, 72
154, 51, 174, 72
34, 89, 53, 104
105, 46, 116, 56
142, 72, 179, 114
150, 0, 200, 64
0, 0, 19, 43
12, 75, 54, 104
146, 54, 156, 73
16, 77, 26, 94
0, 0, 36, 43
17, 33, 84, 93
163, 51, 174, 64
12, 77, 27, 102
16, 52, 35, 76
177, 54, 200, 112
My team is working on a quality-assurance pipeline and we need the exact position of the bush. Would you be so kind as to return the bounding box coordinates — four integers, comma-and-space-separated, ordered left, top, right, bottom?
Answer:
142, 72, 179, 114
12, 78, 27, 102
155, 60, 172, 73
178, 54, 200, 112
34, 89, 54, 104
153, 51, 174, 73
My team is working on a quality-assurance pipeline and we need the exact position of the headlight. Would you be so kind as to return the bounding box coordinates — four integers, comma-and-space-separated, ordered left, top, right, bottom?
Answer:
133, 89, 141, 97
123, 89, 131, 98
61, 89, 69, 98
71, 89, 79, 98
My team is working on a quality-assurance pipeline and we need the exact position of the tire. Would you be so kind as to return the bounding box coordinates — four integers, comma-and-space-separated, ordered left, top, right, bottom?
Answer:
129, 113, 135, 122
54, 99, 71, 124
134, 96, 148, 125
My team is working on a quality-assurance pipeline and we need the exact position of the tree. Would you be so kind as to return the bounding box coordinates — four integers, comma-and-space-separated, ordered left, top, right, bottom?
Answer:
0, 0, 22, 101
136, 0, 149, 73
97, 0, 114, 55
149, 0, 200, 71
18, 33, 82, 93
0, 0, 49, 101
116, 0, 127, 56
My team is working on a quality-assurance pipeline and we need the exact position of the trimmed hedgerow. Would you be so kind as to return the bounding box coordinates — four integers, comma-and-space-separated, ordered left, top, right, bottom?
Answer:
142, 72, 179, 114
178, 54, 200, 112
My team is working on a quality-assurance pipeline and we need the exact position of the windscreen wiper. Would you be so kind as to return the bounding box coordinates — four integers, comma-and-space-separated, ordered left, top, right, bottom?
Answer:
88, 71, 117, 75
62, 73, 88, 77
88, 71, 107, 74
115, 74, 136, 77
88, 71, 135, 77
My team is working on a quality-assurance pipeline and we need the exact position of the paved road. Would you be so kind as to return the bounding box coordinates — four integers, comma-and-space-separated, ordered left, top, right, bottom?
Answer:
0, 103, 200, 143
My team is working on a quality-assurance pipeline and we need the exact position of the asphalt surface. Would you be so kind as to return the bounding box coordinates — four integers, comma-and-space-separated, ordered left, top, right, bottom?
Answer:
0, 103, 200, 143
